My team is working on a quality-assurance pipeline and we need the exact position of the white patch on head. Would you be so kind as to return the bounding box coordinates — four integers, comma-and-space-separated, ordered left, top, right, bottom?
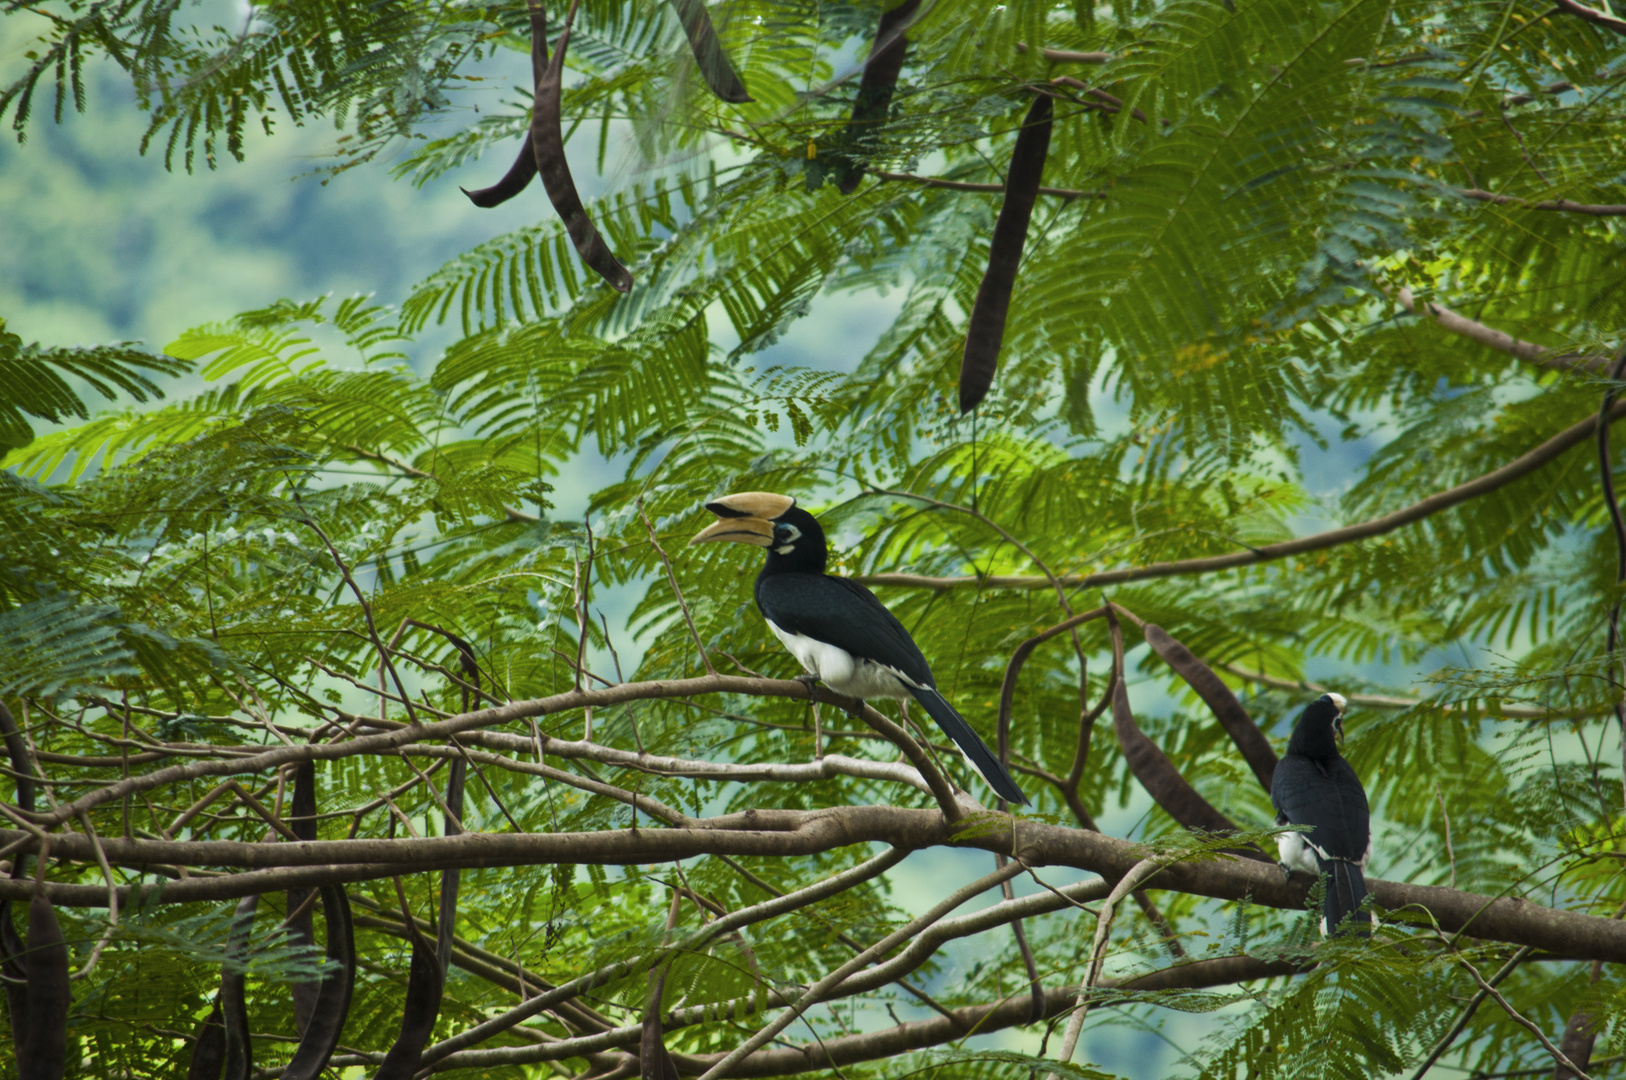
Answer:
765, 619, 922, 700
1327, 692, 1347, 712
773, 524, 803, 554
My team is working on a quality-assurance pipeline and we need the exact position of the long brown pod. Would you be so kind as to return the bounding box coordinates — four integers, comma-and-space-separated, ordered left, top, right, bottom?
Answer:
460, 17, 550, 209
280, 885, 355, 1080
0, 701, 34, 1060
835, 0, 919, 194
641, 894, 683, 1080
1106, 611, 1258, 844
185, 1001, 226, 1080
668, 0, 751, 103
286, 761, 319, 1037
220, 894, 257, 1080
22, 883, 70, 1080
958, 94, 1052, 413
373, 639, 473, 1078
531, 0, 634, 292
1142, 624, 1278, 791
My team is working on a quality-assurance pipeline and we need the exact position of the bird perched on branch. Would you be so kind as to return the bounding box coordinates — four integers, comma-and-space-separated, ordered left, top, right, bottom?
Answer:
1271, 692, 1371, 936
690, 492, 1029, 805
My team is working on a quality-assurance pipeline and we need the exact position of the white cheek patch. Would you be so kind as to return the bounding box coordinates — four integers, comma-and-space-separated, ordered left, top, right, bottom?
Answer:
774, 543, 795, 554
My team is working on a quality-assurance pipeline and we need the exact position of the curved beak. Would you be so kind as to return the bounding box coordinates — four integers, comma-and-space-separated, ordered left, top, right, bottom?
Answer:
689, 492, 795, 547
690, 517, 774, 546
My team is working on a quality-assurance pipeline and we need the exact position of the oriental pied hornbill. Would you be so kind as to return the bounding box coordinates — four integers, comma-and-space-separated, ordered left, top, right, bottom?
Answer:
690, 492, 1029, 806
1272, 692, 1372, 936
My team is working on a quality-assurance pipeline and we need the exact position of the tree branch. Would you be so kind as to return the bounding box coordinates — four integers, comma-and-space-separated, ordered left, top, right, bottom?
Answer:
856, 404, 1626, 590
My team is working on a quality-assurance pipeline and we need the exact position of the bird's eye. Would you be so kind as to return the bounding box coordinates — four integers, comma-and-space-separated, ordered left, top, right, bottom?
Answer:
776, 524, 802, 543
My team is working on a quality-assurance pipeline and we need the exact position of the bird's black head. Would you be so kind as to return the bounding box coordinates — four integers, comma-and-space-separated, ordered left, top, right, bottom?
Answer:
689, 492, 828, 573
1286, 692, 1348, 759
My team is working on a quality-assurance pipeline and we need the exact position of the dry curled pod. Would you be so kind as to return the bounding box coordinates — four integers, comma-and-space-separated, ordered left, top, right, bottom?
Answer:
281, 885, 355, 1080
531, 0, 634, 292
186, 1001, 225, 1080
669, 0, 751, 103
0, 702, 34, 818
371, 931, 444, 1079
21, 889, 70, 1080
835, 0, 919, 194
220, 894, 257, 1080
287, 760, 319, 1037
1143, 624, 1278, 791
959, 94, 1053, 413
461, 18, 550, 209
0, 900, 28, 1066
1112, 674, 1242, 836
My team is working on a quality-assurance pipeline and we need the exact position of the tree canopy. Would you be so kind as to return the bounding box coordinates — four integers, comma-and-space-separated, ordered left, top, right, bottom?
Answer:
2, 0, 1625, 1077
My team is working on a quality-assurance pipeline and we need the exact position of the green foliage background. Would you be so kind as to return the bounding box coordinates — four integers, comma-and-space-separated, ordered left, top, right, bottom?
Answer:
1, 0, 1625, 1076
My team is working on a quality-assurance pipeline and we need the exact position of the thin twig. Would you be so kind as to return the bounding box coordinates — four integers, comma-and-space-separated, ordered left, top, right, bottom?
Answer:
1435, 935, 1589, 1079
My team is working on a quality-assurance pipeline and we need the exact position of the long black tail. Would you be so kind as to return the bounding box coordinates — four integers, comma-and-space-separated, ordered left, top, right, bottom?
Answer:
908, 687, 1029, 805
1321, 859, 1370, 937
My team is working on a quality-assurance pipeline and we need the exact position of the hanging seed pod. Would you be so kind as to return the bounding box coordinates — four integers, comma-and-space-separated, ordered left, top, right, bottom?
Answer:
531, 0, 634, 292
1111, 674, 1241, 836
668, 0, 751, 103
371, 931, 444, 1080
21, 890, 70, 1080
0, 703, 34, 1066
958, 94, 1053, 413
0, 702, 34, 818
280, 885, 355, 1080
835, 0, 919, 194
0, 900, 27, 1065
186, 1001, 226, 1080
1143, 624, 1278, 791
220, 894, 257, 1080
461, 18, 550, 210
287, 760, 319, 1037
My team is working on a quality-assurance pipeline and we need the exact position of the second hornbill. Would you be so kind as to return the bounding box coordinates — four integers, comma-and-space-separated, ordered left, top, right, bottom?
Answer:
690, 492, 1029, 805
1272, 692, 1372, 936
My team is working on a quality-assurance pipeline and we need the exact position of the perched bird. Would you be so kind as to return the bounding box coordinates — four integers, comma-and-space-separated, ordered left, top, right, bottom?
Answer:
1271, 692, 1371, 936
690, 492, 1029, 805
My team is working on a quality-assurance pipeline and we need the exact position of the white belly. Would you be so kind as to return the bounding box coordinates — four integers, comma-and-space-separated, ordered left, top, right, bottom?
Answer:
1276, 827, 1372, 872
766, 620, 919, 701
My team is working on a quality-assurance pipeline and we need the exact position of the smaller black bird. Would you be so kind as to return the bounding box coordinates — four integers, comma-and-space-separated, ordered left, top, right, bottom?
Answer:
1271, 693, 1372, 936
690, 492, 1028, 805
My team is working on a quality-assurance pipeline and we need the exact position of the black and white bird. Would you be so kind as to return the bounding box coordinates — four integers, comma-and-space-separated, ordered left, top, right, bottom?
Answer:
690, 492, 1029, 805
1271, 692, 1372, 936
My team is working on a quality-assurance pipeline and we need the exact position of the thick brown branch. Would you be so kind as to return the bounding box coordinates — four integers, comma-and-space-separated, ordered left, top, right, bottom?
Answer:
857, 404, 1626, 590
1, 810, 1621, 958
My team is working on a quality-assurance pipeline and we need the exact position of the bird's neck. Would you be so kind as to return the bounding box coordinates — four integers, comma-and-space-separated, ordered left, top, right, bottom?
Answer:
762, 547, 826, 575
1287, 726, 1340, 760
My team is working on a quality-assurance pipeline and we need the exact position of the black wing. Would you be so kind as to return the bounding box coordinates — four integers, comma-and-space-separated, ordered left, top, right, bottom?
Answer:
1269, 753, 1369, 861
754, 572, 934, 686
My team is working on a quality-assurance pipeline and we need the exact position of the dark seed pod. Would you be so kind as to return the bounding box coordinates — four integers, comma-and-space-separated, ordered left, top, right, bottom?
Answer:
287, 761, 319, 1037
1111, 674, 1240, 836
371, 935, 444, 1080
462, 141, 539, 208
281, 885, 355, 1080
668, 0, 751, 103
1143, 624, 1278, 791
21, 891, 70, 1080
461, 23, 549, 209
835, 0, 919, 194
0, 901, 28, 1065
186, 1000, 226, 1080
0, 702, 35, 816
221, 894, 257, 1080
959, 94, 1053, 413
531, 0, 634, 292
640, 966, 682, 1080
